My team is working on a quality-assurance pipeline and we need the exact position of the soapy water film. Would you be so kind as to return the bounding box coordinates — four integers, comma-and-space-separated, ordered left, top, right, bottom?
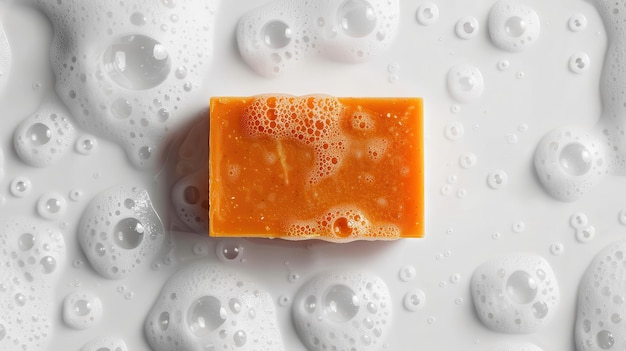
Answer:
0, 0, 625, 349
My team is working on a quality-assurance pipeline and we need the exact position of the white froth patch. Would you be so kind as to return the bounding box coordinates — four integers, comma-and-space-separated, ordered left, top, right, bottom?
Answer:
62, 290, 103, 330
13, 102, 76, 167
0, 216, 65, 351
145, 263, 285, 351
471, 253, 560, 333
80, 336, 128, 351
237, 0, 399, 77
292, 270, 392, 350
534, 128, 608, 202
78, 185, 166, 279
34, 0, 219, 169
575, 240, 626, 350
488, 0, 540, 52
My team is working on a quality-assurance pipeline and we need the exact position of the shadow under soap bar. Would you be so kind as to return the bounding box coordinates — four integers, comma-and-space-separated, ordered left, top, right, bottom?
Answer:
209, 95, 423, 242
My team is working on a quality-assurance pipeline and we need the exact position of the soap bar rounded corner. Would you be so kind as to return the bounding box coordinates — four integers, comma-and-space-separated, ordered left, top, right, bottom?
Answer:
208, 94, 424, 243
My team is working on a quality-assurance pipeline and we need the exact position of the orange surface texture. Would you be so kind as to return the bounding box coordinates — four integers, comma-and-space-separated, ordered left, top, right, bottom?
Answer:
209, 95, 423, 242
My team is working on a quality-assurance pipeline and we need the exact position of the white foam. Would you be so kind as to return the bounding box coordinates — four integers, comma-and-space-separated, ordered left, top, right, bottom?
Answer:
292, 270, 392, 350
488, 0, 540, 52
0, 216, 66, 351
0, 19, 11, 95
237, 0, 399, 77
575, 240, 626, 350
34, 0, 220, 169
534, 128, 608, 201
145, 263, 284, 351
62, 290, 103, 330
80, 336, 128, 351
13, 102, 76, 167
78, 185, 166, 279
471, 253, 560, 333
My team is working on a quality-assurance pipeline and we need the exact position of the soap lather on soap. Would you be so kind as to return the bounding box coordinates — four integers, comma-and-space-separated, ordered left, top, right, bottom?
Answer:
209, 95, 423, 242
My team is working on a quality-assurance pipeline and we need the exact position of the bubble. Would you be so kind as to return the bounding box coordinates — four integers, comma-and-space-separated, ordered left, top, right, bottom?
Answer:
471, 254, 560, 333
459, 152, 477, 169
399, 265, 417, 282
40, 256, 56, 274
138, 146, 153, 160
416, 2, 439, 25
570, 212, 589, 228
576, 225, 596, 243
80, 337, 128, 351
63, 290, 103, 330
36, 193, 67, 220
217, 239, 244, 261
444, 122, 465, 141
450, 273, 461, 284
111, 98, 133, 119
488, 0, 540, 52
338, 0, 377, 37
130, 12, 147, 26
14, 109, 76, 167
455, 16, 479, 40
261, 20, 292, 49
512, 220, 525, 233
497, 59, 510, 71
103, 34, 171, 90
447, 64, 484, 103
597, 330, 615, 349
187, 296, 227, 336
76, 135, 98, 155
145, 263, 284, 351
293, 270, 392, 350
18, 233, 35, 251
568, 14, 587, 32
113, 218, 144, 250
487, 169, 508, 189
78, 185, 165, 279
550, 242, 564, 255
569, 52, 590, 74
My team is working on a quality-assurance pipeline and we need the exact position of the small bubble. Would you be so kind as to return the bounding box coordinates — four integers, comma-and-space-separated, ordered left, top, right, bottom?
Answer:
450, 273, 461, 284
444, 122, 464, 141
18, 233, 35, 251
518, 123, 529, 132
455, 297, 464, 305
156, 108, 170, 122
262, 20, 292, 49
459, 152, 477, 169
440, 184, 452, 196
560, 142, 592, 176
323, 284, 360, 323
399, 265, 417, 282
40, 256, 56, 273
568, 14, 587, 32
569, 52, 590, 74
456, 188, 467, 198
130, 12, 147, 26
158, 311, 170, 331
233, 330, 247, 347
187, 296, 227, 336
506, 270, 538, 304
69, 189, 83, 201
76, 135, 97, 155
455, 16, 479, 40
597, 330, 615, 349
278, 295, 291, 307
217, 240, 243, 261
10, 177, 32, 197
124, 291, 134, 300
570, 212, 589, 228
27, 123, 52, 146
550, 242, 565, 255
506, 133, 519, 144
37, 193, 67, 220
138, 146, 153, 160
512, 220, 526, 233
192, 242, 208, 256
487, 169, 508, 189
497, 59, 510, 71
416, 3, 439, 26
492, 232, 502, 240
113, 218, 144, 249
338, 0, 378, 38
516, 71, 525, 79
403, 288, 426, 312
576, 225, 595, 243
72, 259, 84, 268
427, 316, 436, 324
15, 292, 26, 306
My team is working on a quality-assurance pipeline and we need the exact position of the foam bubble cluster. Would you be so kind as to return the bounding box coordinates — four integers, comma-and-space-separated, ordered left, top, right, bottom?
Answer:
145, 263, 284, 351
33, 0, 219, 169
0, 216, 66, 351
80, 336, 128, 351
488, 0, 540, 52
237, 0, 399, 77
534, 128, 608, 201
13, 102, 76, 167
288, 206, 400, 241
471, 253, 560, 333
575, 240, 626, 350
62, 290, 103, 330
171, 118, 209, 234
292, 270, 392, 350
243, 95, 347, 184
78, 185, 165, 279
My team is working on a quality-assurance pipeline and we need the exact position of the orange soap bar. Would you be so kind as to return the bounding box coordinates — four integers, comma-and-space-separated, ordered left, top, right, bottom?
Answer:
209, 95, 423, 242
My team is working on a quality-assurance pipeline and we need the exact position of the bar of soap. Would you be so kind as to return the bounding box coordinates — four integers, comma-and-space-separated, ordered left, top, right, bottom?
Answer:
209, 95, 423, 242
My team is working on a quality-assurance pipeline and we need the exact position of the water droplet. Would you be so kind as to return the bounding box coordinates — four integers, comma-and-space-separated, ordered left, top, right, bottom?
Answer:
262, 20, 292, 49
187, 296, 227, 336
403, 288, 426, 311
560, 143, 592, 176
416, 2, 439, 26
102, 34, 172, 90
113, 218, 144, 249
18, 233, 35, 251
323, 285, 359, 322
27, 123, 52, 146
338, 0, 377, 38
456, 16, 479, 39
569, 52, 590, 74
506, 270, 538, 304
